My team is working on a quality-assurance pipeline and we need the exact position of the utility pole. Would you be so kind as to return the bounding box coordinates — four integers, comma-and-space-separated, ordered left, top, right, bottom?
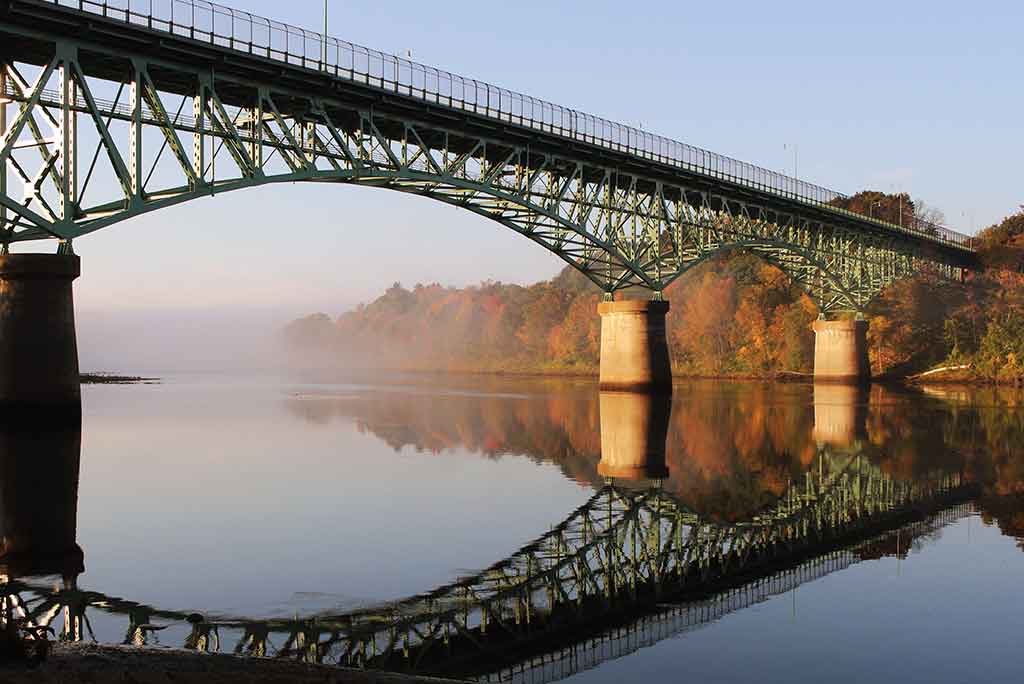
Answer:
784, 143, 798, 178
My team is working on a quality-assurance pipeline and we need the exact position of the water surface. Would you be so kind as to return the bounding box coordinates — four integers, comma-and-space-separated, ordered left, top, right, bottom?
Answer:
2, 375, 1022, 682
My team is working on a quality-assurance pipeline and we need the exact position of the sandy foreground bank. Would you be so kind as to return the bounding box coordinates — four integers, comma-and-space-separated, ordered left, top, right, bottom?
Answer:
0, 643, 465, 683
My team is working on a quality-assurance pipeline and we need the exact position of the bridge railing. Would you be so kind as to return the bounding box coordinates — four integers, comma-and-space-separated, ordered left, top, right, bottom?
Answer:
41, 0, 974, 251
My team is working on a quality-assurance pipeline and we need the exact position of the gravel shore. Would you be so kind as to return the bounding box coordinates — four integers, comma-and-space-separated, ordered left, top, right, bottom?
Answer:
0, 642, 465, 683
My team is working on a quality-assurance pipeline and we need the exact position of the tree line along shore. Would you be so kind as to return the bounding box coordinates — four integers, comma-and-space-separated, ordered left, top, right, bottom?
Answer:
284, 196, 1024, 385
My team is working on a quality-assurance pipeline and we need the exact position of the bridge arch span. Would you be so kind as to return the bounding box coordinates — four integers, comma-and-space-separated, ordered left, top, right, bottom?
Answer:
0, 0, 976, 400
660, 240, 870, 314
0, 38, 968, 309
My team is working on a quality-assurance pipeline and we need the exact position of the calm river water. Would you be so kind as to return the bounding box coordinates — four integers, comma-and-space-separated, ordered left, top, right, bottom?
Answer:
3, 374, 1023, 682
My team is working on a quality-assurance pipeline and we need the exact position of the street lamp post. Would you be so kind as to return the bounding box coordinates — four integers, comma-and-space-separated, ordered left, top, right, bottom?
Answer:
869, 200, 883, 220
890, 184, 903, 228
321, 0, 328, 70
784, 143, 798, 178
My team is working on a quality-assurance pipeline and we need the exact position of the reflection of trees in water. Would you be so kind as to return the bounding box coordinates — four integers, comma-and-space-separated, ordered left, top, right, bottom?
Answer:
286, 384, 814, 521
863, 385, 1024, 502
0, 385, 1019, 681
285, 381, 1023, 525
664, 383, 816, 521
948, 389, 1024, 548
978, 495, 1024, 551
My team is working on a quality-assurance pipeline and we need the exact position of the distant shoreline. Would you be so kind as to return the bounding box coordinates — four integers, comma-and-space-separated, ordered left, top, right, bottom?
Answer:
78, 366, 1018, 389
80, 373, 160, 385
309, 366, 1022, 389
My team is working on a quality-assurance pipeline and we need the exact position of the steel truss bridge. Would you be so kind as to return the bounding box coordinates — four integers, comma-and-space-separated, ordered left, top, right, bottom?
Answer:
0, 0, 975, 311
1, 453, 972, 681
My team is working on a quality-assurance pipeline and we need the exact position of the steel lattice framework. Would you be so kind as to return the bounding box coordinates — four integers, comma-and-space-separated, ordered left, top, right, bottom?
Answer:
1, 451, 970, 680
0, 1, 975, 312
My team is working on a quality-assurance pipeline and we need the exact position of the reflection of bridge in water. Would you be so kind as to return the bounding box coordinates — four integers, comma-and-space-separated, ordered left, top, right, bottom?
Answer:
3, 502, 969, 683
0, 401, 973, 681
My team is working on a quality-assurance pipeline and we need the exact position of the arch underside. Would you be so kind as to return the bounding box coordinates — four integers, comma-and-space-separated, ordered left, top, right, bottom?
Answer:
0, 40, 964, 313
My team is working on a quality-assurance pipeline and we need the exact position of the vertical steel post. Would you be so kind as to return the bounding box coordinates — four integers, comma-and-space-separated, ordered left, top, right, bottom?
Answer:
193, 79, 206, 184
305, 121, 317, 166
59, 50, 78, 224
130, 60, 143, 201
250, 98, 263, 171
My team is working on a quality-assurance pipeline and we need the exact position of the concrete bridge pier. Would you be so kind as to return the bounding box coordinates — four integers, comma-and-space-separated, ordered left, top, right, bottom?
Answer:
0, 416, 84, 578
0, 253, 82, 414
598, 391, 671, 481
812, 317, 870, 383
598, 300, 672, 393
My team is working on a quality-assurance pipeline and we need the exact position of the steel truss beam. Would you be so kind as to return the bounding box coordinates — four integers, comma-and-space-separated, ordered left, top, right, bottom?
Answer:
0, 31, 969, 312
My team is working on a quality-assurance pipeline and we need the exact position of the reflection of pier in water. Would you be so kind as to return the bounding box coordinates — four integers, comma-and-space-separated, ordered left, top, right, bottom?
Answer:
812, 384, 868, 450
0, 419, 972, 681
598, 392, 671, 480
0, 418, 83, 579
289, 382, 936, 522
0, 385, 995, 682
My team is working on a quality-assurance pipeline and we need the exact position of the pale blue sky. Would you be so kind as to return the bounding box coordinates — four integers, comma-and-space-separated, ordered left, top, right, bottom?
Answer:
62, 0, 1022, 369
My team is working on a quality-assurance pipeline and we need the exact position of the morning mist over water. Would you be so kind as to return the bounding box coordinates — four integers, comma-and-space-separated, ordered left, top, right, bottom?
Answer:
76, 308, 291, 373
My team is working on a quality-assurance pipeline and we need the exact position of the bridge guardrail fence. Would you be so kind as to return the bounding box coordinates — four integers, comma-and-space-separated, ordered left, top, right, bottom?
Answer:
37, 0, 974, 252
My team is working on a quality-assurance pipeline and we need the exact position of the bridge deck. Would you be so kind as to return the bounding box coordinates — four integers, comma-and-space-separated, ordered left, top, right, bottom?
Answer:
1, 0, 974, 259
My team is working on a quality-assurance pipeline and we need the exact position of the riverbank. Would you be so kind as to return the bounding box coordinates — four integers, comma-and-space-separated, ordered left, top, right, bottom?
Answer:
423, 364, 1023, 388
1, 642, 464, 683
903, 365, 1023, 387
287, 364, 1021, 389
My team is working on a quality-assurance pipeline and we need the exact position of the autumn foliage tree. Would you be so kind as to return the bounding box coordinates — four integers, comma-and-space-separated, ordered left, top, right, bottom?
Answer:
283, 248, 818, 376
830, 190, 915, 227
866, 206, 1024, 380
283, 203, 1024, 382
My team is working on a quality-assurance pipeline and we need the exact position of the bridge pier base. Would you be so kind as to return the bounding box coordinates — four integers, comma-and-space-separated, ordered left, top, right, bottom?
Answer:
598, 391, 671, 481
812, 318, 870, 383
0, 254, 82, 414
598, 300, 672, 393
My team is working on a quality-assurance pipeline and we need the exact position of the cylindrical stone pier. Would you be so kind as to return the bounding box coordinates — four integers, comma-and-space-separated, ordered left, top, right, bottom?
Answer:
812, 318, 870, 383
0, 253, 81, 412
597, 300, 672, 393
0, 416, 84, 578
598, 391, 671, 481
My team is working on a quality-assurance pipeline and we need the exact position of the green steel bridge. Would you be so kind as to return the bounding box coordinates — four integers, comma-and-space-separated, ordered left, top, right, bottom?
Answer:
1, 451, 972, 681
0, 0, 976, 312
